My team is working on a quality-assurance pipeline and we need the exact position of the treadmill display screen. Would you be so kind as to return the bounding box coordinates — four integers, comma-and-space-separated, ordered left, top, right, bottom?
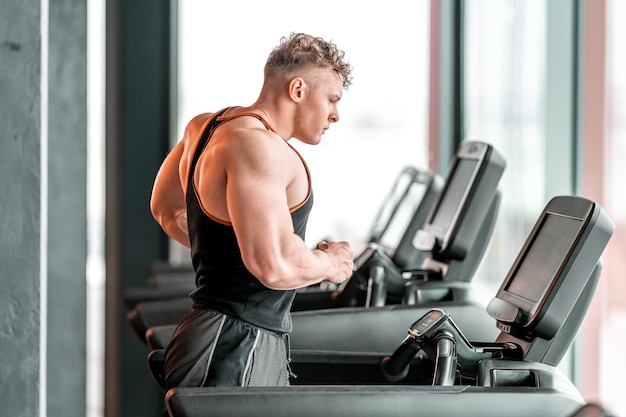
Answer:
379, 181, 427, 252
370, 173, 413, 241
429, 158, 479, 233
505, 214, 582, 304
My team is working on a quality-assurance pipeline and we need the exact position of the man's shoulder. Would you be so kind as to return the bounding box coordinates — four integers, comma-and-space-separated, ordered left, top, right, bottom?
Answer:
181, 112, 218, 145
188, 112, 214, 128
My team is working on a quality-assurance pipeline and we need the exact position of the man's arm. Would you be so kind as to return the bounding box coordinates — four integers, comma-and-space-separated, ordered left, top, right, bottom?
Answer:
150, 139, 190, 248
221, 130, 354, 290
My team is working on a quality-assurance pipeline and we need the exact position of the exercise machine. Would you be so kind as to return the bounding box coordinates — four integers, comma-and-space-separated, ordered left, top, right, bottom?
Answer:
161, 195, 614, 417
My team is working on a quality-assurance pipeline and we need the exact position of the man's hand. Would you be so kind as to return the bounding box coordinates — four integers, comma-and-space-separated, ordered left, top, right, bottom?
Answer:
316, 240, 354, 284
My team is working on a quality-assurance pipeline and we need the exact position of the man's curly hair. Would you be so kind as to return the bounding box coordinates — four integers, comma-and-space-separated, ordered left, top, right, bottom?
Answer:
265, 32, 353, 89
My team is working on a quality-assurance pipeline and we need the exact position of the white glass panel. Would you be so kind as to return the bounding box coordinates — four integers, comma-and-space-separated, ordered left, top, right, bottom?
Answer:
464, 0, 546, 289
177, 0, 430, 251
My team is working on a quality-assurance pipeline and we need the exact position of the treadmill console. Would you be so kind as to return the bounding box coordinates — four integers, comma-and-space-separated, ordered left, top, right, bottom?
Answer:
413, 140, 505, 262
368, 166, 443, 269
337, 168, 442, 306
486, 196, 614, 342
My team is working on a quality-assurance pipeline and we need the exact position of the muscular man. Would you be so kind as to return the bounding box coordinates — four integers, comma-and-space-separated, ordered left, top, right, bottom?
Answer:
150, 32, 355, 389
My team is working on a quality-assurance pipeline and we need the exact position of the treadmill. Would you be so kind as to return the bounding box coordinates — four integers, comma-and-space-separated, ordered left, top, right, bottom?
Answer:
336, 140, 505, 306
162, 195, 615, 417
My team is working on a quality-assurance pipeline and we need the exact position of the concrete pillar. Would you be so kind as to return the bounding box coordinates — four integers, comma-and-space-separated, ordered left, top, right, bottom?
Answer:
0, 1, 88, 416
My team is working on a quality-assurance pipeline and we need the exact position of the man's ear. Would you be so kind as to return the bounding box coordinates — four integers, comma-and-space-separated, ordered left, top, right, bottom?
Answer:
288, 77, 305, 102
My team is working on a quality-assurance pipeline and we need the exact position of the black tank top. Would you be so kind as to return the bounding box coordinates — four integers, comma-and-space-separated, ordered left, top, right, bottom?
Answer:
186, 108, 313, 333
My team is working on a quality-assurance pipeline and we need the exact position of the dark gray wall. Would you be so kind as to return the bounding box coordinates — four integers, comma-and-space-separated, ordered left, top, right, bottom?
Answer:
105, 0, 171, 416
0, 1, 88, 416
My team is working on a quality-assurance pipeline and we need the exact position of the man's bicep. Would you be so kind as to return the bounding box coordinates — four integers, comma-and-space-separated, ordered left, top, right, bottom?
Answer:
226, 152, 294, 251
228, 161, 291, 228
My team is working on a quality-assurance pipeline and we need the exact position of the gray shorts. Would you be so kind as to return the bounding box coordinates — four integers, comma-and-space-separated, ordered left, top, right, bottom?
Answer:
164, 308, 292, 390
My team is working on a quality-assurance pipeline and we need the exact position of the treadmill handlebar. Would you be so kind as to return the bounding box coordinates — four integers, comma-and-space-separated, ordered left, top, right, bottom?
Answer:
380, 309, 523, 383
379, 332, 424, 382
433, 332, 457, 386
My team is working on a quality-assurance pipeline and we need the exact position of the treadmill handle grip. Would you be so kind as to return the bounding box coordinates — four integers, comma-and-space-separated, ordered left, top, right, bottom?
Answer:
379, 336, 421, 382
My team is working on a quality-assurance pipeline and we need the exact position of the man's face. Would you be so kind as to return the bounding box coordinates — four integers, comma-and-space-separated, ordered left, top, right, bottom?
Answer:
293, 69, 344, 145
